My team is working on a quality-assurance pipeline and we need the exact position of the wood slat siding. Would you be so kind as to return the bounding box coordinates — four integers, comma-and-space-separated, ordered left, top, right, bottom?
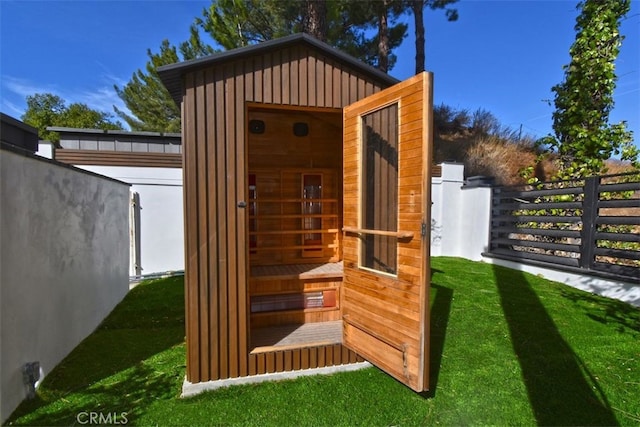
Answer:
182, 44, 390, 383
248, 345, 363, 375
54, 149, 182, 168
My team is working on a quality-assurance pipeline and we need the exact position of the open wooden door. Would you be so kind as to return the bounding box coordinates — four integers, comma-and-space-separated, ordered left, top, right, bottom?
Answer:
342, 72, 433, 392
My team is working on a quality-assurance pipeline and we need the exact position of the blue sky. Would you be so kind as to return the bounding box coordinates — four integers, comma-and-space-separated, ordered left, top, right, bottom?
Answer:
1, 0, 638, 146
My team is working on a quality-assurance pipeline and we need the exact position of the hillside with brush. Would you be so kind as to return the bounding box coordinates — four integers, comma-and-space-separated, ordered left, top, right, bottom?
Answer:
432, 104, 637, 185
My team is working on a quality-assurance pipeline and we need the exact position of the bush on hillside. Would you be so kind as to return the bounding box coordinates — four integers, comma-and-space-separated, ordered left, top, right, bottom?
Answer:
433, 104, 554, 185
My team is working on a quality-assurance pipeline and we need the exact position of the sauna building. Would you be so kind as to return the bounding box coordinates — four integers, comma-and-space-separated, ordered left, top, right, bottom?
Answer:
158, 33, 434, 392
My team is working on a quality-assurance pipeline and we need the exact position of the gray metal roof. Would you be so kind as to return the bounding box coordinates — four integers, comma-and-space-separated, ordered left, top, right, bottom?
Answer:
47, 127, 181, 139
49, 127, 182, 153
158, 33, 399, 106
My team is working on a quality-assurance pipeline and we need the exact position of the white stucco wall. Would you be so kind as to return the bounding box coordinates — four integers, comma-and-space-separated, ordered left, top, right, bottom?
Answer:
74, 166, 184, 276
0, 149, 130, 422
431, 163, 492, 260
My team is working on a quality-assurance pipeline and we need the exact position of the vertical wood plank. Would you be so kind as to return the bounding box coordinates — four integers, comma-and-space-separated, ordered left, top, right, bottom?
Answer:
281, 48, 290, 105
214, 66, 229, 379
266, 352, 276, 373
205, 69, 219, 380
292, 349, 301, 371
348, 73, 358, 105
325, 346, 333, 366
184, 73, 201, 382
299, 48, 308, 105
236, 69, 249, 378
225, 64, 239, 379
317, 345, 326, 367
284, 350, 293, 371
333, 344, 342, 365
275, 351, 284, 372
324, 60, 332, 107
333, 66, 342, 107
272, 50, 281, 104
341, 345, 350, 363
257, 353, 266, 375
244, 58, 254, 103
254, 55, 263, 103
195, 70, 211, 381
316, 55, 324, 107
263, 54, 272, 103
309, 347, 318, 369
307, 54, 316, 106
301, 348, 310, 369
290, 48, 299, 105
357, 78, 365, 103
249, 353, 257, 376
365, 81, 374, 97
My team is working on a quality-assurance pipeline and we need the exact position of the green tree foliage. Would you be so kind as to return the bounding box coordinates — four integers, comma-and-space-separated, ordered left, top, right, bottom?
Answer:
114, 26, 215, 133
196, 0, 298, 49
117, 0, 412, 132
197, 0, 408, 71
539, 0, 638, 179
21, 93, 123, 144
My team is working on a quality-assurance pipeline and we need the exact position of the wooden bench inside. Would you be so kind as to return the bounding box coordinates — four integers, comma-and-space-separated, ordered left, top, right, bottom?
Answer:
250, 320, 343, 353
250, 261, 343, 280
249, 262, 344, 350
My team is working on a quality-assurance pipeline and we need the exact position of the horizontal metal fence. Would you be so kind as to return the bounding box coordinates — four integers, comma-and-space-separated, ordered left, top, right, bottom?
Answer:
488, 172, 640, 282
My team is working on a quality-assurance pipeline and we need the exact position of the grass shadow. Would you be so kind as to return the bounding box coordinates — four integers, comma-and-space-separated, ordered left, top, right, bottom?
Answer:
7, 353, 184, 426
422, 281, 453, 398
558, 287, 640, 335
492, 264, 619, 426
5, 276, 186, 425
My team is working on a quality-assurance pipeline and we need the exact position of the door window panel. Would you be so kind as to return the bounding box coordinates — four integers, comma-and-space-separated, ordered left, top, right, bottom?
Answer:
361, 103, 399, 274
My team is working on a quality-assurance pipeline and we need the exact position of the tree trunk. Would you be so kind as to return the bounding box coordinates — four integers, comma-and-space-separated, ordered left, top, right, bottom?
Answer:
413, 0, 425, 74
378, 0, 390, 73
303, 0, 327, 42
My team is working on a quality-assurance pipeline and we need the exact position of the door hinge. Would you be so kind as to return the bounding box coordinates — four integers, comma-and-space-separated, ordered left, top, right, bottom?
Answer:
421, 222, 427, 237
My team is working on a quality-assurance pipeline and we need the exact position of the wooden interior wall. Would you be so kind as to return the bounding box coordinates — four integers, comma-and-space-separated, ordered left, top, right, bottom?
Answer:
248, 108, 343, 265
182, 44, 389, 383
247, 109, 342, 169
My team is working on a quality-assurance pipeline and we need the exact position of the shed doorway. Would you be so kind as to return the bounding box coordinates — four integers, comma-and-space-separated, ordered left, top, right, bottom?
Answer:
246, 72, 432, 392
246, 104, 345, 353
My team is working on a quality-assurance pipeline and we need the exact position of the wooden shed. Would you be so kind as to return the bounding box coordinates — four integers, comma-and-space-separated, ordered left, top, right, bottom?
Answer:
159, 33, 434, 392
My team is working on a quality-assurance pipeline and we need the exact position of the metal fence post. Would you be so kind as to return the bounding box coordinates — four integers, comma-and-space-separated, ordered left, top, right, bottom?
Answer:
579, 176, 598, 270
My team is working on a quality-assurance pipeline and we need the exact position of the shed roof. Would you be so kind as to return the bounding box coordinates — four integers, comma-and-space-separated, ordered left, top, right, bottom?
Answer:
48, 126, 181, 153
1, 113, 39, 153
158, 33, 399, 106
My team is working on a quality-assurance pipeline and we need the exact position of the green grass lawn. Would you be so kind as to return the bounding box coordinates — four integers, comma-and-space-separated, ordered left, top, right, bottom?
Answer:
5, 258, 639, 426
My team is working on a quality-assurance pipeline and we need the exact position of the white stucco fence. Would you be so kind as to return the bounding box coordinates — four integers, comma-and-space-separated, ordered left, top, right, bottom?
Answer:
431, 162, 492, 260
0, 148, 130, 422
74, 166, 184, 277
37, 143, 184, 277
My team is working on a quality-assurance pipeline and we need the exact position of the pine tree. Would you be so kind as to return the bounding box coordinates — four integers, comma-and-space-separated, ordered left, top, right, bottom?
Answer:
116, 0, 410, 131
114, 26, 215, 133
